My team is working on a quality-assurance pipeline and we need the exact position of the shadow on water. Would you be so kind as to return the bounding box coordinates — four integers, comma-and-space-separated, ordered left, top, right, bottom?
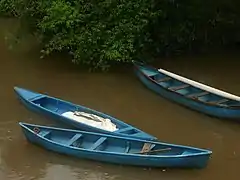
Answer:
0, 17, 240, 180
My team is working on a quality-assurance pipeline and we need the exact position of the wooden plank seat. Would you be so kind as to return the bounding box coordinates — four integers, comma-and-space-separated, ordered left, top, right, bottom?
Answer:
39, 131, 51, 137
168, 84, 190, 91
89, 137, 107, 150
187, 91, 209, 99
125, 141, 131, 153
67, 134, 82, 146
156, 77, 172, 83
207, 99, 229, 105
115, 127, 133, 133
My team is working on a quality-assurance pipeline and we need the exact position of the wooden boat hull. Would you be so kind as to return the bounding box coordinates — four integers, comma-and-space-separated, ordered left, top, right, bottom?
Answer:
19, 122, 212, 168
14, 87, 156, 140
133, 62, 240, 119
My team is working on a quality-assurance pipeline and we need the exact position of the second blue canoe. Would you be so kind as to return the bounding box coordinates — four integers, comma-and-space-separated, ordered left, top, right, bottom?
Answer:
133, 61, 240, 119
14, 87, 156, 140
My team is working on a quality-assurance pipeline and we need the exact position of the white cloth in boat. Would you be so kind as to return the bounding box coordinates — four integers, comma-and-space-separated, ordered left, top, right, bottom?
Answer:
61, 111, 118, 132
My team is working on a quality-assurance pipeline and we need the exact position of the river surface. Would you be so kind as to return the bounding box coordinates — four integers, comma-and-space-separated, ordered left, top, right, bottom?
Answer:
0, 18, 240, 180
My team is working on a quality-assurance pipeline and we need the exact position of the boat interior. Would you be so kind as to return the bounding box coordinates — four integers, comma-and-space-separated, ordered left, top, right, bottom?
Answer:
29, 125, 203, 156
140, 68, 240, 108
31, 97, 146, 136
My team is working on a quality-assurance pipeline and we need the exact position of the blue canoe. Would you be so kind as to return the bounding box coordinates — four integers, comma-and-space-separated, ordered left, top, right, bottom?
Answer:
14, 87, 156, 140
133, 62, 240, 119
19, 122, 212, 168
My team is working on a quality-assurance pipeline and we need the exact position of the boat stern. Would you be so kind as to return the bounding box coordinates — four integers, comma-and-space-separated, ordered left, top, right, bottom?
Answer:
133, 61, 159, 77
14, 87, 43, 101
19, 122, 38, 144
19, 122, 33, 132
180, 147, 212, 168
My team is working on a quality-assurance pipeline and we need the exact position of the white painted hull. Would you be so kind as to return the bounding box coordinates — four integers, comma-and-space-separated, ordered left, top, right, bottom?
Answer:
158, 69, 240, 102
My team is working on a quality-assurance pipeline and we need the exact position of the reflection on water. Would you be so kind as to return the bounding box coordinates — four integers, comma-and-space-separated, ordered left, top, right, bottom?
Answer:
0, 18, 240, 180
39, 164, 79, 180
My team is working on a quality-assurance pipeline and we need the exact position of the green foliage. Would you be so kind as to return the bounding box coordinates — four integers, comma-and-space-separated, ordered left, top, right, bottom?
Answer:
18, 0, 161, 70
0, 0, 24, 17
0, 0, 240, 70
152, 0, 240, 55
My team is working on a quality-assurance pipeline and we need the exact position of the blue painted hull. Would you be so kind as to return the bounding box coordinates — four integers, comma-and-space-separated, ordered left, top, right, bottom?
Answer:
133, 62, 240, 120
19, 122, 212, 168
14, 87, 156, 140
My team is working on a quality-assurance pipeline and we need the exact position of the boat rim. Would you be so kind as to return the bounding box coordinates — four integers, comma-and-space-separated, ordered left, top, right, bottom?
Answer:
133, 62, 240, 110
19, 122, 212, 158
14, 86, 156, 140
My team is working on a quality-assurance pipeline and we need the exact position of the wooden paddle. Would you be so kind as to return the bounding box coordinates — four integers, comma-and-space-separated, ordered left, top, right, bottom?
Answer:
133, 143, 171, 154
134, 148, 172, 154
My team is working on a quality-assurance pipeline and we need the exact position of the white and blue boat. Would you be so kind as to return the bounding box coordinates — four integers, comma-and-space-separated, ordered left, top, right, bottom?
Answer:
134, 61, 240, 120
14, 87, 156, 140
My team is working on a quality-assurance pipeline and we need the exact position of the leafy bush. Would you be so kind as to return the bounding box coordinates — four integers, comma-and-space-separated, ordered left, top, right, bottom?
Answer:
0, 0, 24, 17
1, 0, 240, 70
150, 0, 240, 55
18, 0, 161, 70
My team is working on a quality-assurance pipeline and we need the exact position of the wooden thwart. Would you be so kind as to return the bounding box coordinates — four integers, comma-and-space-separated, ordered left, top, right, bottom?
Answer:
132, 132, 145, 137
39, 131, 51, 137
116, 127, 133, 133
67, 134, 82, 146
156, 77, 172, 83
125, 141, 131, 153
207, 99, 229, 105
29, 95, 44, 101
89, 137, 107, 150
168, 84, 190, 91
187, 91, 209, 98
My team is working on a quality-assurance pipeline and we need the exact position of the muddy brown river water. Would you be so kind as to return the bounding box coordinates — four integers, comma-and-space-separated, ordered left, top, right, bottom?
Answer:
0, 18, 240, 180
